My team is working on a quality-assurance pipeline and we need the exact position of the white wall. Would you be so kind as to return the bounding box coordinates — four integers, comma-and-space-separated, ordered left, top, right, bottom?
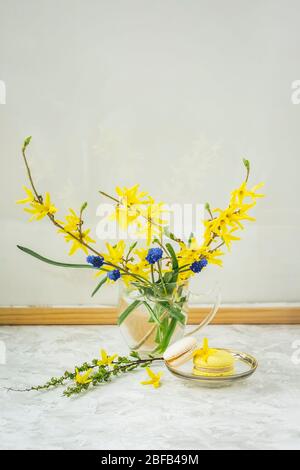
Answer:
0, 0, 299, 306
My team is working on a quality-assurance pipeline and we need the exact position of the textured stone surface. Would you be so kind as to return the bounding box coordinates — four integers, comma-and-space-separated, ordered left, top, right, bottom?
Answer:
0, 325, 299, 450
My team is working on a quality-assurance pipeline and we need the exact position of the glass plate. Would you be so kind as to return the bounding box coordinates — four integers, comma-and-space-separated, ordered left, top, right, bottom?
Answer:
165, 349, 258, 387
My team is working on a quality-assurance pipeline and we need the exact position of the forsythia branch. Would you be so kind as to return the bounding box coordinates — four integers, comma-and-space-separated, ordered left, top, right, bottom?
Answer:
6, 352, 163, 397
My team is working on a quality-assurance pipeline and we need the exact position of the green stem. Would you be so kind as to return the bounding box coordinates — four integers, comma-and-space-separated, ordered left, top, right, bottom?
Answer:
153, 238, 169, 257
243, 159, 250, 182
205, 202, 214, 220
150, 264, 155, 284
99, 191, 120, 204
21, 140, 42, 202
5, 356, 163, 393
157, 261, 167, 295
157, 318, 178, 353
99, 190, 161, 229
21, 142, 149, 285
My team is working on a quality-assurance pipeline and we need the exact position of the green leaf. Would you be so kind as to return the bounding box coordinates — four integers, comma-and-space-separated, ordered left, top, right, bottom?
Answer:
160, 301, 186, 325
91, 276, 107, 297
17, 245, 95, 269
161, 272, 177, 295
117, 300, 142, 325
167, 306, 186, 325
163, 271, 174, 284
165, 243, 178, 272
142, 301, 161, 324
130, 350, 140, 359
159, 318, 178, 353
163, 226, 176, 241
126, 241, 138, 259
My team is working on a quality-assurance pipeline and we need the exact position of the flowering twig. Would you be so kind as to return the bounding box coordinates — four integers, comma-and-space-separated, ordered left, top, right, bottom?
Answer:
205, 202, 214, 220
6, 351, 163, 397
78, 201, 88, 241
21, 137, 42, 202
99, 190, 163, 229
20, 138, 151, 286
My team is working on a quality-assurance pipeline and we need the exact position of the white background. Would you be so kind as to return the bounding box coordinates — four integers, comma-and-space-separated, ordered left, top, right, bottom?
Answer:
0, 0, 299, 306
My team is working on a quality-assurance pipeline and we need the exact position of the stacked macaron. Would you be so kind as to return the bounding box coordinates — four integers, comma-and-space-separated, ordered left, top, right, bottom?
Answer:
163, 337, 235, 378
193, 338, 235, 377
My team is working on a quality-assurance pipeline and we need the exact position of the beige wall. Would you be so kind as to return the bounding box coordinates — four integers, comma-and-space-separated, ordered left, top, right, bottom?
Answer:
0, 0, 299, 305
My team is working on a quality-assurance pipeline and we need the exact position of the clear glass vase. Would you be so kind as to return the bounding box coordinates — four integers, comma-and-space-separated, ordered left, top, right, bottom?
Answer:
118, 282, 221, 355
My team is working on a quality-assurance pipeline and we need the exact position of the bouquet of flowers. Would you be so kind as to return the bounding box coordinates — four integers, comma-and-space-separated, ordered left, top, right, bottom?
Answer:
17, 137, 264, 356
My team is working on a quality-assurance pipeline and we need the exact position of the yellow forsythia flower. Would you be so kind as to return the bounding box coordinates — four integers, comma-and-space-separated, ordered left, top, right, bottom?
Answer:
231, 182, 265, 206
116, 184, 150, 207
16, 186, 35, 205
58, 208, 80, 232
105, 240, 125, 265
193, 338, 217, 362
127, 248, 150, 276
204, 180, 264, 251
64, 229, 95, 256
141, 367, 163, 388
108, 184, 150, 229
97, 349, 117, 366
75, 368, 93, 385
22, 191, 57, 221
135, 200, 167, 245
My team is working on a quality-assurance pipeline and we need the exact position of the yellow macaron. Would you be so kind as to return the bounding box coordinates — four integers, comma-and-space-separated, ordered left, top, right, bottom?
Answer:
193, 338, 235, 377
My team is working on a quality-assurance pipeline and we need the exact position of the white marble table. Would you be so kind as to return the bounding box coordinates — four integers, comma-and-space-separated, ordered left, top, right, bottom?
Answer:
0, 325, 299, 450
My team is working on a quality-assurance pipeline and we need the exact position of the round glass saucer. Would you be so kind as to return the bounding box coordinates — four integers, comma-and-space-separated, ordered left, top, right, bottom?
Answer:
165, 348, 258, 387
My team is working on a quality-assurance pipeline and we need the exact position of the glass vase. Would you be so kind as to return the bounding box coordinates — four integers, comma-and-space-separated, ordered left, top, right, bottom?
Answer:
117, 281, 220, 355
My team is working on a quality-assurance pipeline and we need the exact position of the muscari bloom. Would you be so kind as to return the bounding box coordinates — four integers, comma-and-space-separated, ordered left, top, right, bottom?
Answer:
87, 255, 104, 268
107, 269, 121, 282
141, 367, 163, 388
190, 257, 208, 273
145, 247, 163, 264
